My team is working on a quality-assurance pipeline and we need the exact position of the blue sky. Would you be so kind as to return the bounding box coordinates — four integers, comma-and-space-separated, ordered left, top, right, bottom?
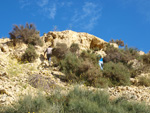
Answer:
0, 0, 150, 53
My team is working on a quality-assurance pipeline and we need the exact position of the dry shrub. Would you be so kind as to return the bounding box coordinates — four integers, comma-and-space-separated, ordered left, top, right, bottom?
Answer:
109, 39, 124, 47
104, 44, 140, 65
104, 44, 128, 64
142, 54, 150, 64
28, 74, 56, 91
70, 43, 80, 53
9, 23, 43, 46
52, 43, 68, 59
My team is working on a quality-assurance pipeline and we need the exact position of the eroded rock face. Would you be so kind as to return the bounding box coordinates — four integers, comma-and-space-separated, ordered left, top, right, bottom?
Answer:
42, 30, 107, 51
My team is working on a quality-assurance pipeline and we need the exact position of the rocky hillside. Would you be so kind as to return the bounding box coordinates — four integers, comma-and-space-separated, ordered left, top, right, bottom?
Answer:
0, 30, 150, 108
0, 30, 106, 106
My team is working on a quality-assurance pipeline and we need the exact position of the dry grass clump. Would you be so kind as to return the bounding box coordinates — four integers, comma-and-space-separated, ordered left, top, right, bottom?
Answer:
28, 74, 56, 91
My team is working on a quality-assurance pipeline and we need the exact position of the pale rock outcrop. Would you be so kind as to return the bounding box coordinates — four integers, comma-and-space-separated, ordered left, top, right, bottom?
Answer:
0, 38, 12, 53
109, 43, 119, 48
42, 30, 107, 56
0, 38, 11, 44
138, 51, 145, 55
95, 50, 107, 58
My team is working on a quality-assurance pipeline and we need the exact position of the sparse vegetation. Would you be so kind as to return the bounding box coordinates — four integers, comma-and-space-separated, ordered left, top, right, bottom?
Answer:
2, 25, 150, 113
6, 59, 23, 77
2, 87, 150, 113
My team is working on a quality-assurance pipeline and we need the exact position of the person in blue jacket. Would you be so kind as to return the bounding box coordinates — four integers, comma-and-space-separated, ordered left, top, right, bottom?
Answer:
99, 58, 103, 70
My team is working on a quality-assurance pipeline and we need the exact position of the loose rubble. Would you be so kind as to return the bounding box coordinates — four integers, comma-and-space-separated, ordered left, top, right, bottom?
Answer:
108, 86, 150, 104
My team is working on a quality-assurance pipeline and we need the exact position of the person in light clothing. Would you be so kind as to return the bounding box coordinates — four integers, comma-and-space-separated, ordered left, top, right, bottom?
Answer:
44, 46, 53, 66
99, 58, 103, 70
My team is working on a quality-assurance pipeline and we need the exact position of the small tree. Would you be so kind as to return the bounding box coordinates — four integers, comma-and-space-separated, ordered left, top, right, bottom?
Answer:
9, 23, 43, 46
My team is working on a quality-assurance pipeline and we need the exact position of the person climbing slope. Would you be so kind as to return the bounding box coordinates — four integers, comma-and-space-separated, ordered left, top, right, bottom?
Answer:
99, 57, 103, 70
44, 45, 53, 66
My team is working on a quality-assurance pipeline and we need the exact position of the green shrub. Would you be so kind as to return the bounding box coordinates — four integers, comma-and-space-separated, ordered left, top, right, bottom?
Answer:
9, 23, 43, 46
51, 56, 60, 67
54, 87, 150, 113
1, 94, 62, 113
80, 50, 100, 65
78, 59, 104, 87
52, 43, 68, 59
103, 62, 131, 86
21, 45, 38, 63
70, 43, 80, 53
138, 76, 150, 87
2, 87, 150, 113
59, 52, 81, 82
59, 51, 106, 87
